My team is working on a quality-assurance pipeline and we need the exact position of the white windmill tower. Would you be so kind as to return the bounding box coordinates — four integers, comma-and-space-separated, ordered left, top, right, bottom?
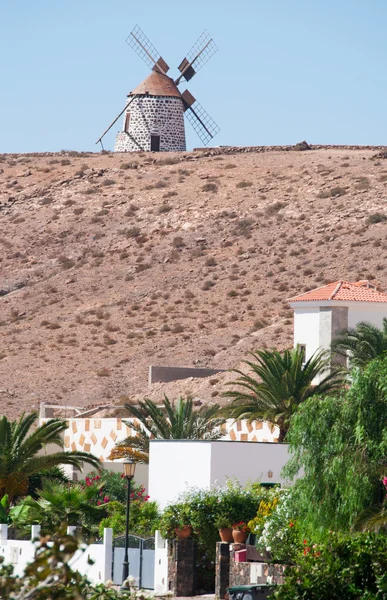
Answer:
96, 26, 220, 152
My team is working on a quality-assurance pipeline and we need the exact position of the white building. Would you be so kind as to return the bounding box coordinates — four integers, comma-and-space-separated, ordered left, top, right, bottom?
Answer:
289, 279, 387, 363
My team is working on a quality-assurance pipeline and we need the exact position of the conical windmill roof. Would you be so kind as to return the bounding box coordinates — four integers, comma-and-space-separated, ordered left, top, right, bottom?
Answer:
128, 71, 182, 98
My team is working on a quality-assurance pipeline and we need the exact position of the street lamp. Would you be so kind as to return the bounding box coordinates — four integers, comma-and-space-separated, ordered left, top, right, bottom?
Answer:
122, 458, 136, 585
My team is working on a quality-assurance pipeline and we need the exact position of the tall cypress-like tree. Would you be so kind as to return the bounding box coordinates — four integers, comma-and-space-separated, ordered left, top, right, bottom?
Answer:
285, 356, 387, 534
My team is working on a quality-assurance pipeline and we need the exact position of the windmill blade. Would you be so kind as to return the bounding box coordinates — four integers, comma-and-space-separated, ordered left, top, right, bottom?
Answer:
175, 30, 218, 85
184, 96, 220, 146
95, 94, 138, 146
126, 25, 169, 74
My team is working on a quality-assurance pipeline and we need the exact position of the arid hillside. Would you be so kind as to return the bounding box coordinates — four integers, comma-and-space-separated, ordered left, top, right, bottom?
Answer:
1, 145, 387, 418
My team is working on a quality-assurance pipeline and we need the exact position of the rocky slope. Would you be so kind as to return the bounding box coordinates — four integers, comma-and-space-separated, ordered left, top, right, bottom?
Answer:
1, 145, 387, 417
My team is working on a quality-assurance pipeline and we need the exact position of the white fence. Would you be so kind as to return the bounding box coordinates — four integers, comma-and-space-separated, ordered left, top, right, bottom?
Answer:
0, 524, 113, 584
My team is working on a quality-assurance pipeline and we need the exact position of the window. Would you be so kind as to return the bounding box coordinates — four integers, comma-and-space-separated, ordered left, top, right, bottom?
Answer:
124, 112, 131, 132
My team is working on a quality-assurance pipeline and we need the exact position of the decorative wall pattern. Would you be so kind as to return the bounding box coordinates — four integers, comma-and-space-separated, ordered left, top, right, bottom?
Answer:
114, 96, 186, 152
41, 418, 278, 463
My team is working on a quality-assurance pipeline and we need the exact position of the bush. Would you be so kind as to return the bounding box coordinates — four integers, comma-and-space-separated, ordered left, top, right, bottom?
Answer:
274, 532, 387, 600
368, 212, 387, 224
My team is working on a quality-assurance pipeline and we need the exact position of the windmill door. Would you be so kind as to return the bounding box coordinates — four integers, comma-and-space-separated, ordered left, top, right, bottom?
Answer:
150, 134, 160, 152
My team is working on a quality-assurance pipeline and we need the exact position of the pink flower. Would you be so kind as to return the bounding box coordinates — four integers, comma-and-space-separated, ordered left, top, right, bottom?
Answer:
103, 496, 110, 503
97, 500, 102, 506
382, 476, 387, 488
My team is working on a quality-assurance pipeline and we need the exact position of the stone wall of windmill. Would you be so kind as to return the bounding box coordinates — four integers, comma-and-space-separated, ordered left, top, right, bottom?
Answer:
114, 96, 186, 152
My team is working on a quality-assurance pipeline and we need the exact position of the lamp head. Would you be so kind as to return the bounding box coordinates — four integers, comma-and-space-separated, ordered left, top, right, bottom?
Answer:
123, 458, 136, 480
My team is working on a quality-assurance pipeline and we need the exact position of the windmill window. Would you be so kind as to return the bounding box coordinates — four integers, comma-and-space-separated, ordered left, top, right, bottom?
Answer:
124, 112, 131, 132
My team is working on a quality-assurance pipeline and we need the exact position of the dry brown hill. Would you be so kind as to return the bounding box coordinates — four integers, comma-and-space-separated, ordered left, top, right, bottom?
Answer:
1, 145, 387, 418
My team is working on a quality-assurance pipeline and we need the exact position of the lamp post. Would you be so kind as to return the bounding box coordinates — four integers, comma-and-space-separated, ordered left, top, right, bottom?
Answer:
122, 458, 136, 585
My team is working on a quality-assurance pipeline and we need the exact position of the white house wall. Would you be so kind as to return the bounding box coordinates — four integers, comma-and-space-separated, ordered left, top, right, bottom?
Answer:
293, 307, 320, 360
348, 303, 387, 329
148, 440, 292, 510
148, 441, 212, 509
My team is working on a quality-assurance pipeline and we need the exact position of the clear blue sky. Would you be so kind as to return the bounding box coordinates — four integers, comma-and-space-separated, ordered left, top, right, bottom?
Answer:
1, 0, 386, 152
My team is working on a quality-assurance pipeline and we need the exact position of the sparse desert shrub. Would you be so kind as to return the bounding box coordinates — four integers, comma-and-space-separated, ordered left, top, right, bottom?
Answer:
227, 290, 238, 298
83, 187, 99, 195
172, 236, 185, 248
158, 157, 180, 166
163, 190, 177, 199
266, 201, 286, 214
96, 208, 109, 216
127, 226, 141, 238
73, 207, 84, 214
120, 162, 138, 170
317, 186, 347, 198
354, 177, 370, 190
253, 318, 269, 330
232, 218, 254, 236
58, 256, 75, 270
136, 263, 151, 272
224, 163, 237, 169
201, 182, 218, 193
236, 180, 252, 188
158, 204, 173, 214
39, 197, 52, 205
368, 212, 387, 224
96, 368, 110, 377
205, 256, 217, 267
60, 159, 71, 166
102, 178, 116, 186
202, 280, 215, 291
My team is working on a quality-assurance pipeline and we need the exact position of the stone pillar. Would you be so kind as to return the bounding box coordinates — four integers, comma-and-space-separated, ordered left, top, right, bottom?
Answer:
215, 542, 230, 599
168, 539, 195, 596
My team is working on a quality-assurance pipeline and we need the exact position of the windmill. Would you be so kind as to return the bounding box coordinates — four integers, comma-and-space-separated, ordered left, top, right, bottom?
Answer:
96, 26, 220, 153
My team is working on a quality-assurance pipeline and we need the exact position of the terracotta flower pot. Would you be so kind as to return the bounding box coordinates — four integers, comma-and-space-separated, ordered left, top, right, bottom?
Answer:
175, 525, 192, 539
232, 529, 248, 543
219, 527, 233, 543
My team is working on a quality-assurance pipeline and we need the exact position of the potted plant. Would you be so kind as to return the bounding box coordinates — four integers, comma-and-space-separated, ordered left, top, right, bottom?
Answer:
159, 503, 192, 540
232, 521, 250, 543
214, 515, 233, 543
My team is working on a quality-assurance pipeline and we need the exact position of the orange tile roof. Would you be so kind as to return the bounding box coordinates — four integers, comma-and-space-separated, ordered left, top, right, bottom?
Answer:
129, 71, 182, 98
288, 280, 387, 303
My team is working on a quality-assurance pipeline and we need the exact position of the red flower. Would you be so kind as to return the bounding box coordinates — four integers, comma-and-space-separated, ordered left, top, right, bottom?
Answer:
289, 522, 294, 528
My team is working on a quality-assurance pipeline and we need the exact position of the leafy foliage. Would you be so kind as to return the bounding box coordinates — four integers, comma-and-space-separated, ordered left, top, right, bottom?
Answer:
224, 346, 343, 441
99, 499, 160, 538
285, 357, 387, 534
274, 532, 387, 600
331, 318, 387, 369
109, 396, 226, 463
0, 413, 100, 503
10, 481, 107, 539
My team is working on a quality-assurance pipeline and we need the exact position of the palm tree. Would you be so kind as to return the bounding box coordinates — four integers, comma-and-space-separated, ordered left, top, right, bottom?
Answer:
108, 396, 226, 463
223, 346, 344, 442
10, 481, 107, 537
331, 319, 387, 369
0, 413, 101, 503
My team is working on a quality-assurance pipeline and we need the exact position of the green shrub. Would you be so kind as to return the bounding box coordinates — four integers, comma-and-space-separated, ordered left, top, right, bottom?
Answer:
274, 532, 387, 600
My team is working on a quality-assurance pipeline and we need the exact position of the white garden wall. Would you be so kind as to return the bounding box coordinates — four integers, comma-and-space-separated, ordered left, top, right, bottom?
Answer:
0, 525, 113, 584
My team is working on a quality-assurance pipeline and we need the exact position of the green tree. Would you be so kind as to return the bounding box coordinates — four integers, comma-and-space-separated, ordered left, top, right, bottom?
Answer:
285, 356, 387, 534
331, 318, 387, 369
224, 346, 343, 441
0, 413, 100, 503
11, 481, 107, 538
109, 396, 226, 463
